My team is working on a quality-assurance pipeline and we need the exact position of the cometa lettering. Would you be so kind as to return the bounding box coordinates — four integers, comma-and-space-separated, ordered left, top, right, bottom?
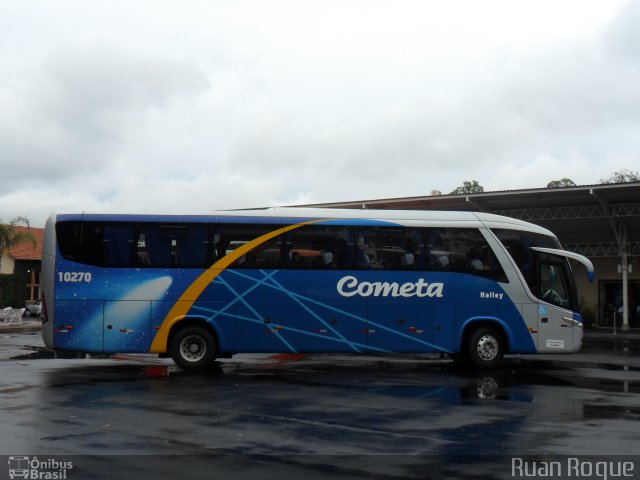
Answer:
337, 276, 444, 298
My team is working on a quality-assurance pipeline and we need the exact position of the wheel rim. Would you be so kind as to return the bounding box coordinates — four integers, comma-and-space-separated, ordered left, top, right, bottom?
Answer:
476, 377, 499, 399
476, 334, 499, 361
179, 335, 207, 362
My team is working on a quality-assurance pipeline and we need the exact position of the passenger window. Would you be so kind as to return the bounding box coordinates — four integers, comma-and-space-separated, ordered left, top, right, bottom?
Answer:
101, 224, 135, 266
214, 225, 284, 269
56, 221, 85, 263
137, 224, 209, 268
427, 228, 507, 282
285, 226, 354, 269
356, 228, 424, 270
57, 222, 134, 267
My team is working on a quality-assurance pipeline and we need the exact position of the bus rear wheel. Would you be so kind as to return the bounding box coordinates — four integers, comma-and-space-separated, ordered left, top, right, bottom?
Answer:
467, 326, 505, 369
169, 325, 217, 371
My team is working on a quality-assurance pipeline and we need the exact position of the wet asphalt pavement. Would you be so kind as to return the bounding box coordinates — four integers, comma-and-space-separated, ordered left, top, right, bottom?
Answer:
1, 331, 640, 479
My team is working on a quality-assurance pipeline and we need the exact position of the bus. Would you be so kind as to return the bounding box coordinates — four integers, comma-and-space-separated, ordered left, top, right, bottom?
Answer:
40, 208, 594, 370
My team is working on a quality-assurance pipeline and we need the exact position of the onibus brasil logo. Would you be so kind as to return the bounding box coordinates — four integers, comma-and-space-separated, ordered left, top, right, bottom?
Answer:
7, 456, 73, 479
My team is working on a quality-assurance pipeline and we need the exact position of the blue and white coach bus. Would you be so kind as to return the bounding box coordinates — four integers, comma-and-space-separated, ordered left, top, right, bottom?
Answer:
40, 208, 594, 370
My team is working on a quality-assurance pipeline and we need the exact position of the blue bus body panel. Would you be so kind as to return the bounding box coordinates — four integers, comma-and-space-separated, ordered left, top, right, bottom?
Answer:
52, 260, 537, 355
55, 300, 104, 352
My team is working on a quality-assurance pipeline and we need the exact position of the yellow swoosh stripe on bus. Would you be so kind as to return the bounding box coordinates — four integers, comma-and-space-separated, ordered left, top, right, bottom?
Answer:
149, 220, 323, 353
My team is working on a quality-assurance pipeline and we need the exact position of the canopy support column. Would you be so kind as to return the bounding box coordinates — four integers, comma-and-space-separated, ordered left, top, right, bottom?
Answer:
591, 189, 630, 330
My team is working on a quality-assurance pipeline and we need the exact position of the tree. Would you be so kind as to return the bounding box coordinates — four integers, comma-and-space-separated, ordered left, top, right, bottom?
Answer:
449, 180, 485, 195
0, 217, 36, 308
546, 178, 576, 188
599, 169, 640, 184
0, 216, 35, 260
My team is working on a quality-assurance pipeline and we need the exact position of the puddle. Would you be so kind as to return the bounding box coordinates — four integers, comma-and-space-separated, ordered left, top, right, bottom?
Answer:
11, 345, 640, 402
10, 346, 110, 360
505, 357, 640, 373
363, 377, 535, 403
583, 403, 640, 420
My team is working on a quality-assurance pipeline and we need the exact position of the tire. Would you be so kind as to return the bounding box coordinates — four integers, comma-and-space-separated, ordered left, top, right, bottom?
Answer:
467, 326, 505, 369
169, 325, 217, 371
24, 308, 31, 317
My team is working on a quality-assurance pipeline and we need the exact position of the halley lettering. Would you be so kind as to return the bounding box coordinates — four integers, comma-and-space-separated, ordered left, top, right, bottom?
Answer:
337, 276, 444, 298
480, 291, 504, 300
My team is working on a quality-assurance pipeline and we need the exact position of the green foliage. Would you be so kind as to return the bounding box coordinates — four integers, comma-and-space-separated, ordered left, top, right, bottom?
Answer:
0, 216, 35, 257
546, 178, 576, 188
0, 273, 24, 308
0, 217, 36, 254
0, 216, 35, 308
449, 180, 485, 195
599, 169, 640, 184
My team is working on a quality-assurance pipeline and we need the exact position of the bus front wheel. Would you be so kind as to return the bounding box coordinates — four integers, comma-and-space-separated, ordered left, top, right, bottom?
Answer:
169, 325, 217, 371
467, 326, 505, 369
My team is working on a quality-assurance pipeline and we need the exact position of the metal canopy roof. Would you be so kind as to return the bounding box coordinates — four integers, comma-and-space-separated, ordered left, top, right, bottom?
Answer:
300, 182, 640, 258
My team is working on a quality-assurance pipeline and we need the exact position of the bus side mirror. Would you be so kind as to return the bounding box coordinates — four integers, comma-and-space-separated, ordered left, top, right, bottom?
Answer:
531, 247, 594, 283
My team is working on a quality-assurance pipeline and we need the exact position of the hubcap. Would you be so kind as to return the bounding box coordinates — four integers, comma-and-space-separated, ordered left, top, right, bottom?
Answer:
476, 334, 498, 361
180, 335, 206, 362
476, 377, 499, 399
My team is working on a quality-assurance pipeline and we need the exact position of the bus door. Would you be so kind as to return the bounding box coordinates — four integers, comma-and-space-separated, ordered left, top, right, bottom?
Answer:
529, 247, 593, 352
536, 261, 577, 352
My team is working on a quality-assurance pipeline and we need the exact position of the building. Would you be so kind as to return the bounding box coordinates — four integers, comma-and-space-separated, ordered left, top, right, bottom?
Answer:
0, 226, 43, 306
301, 182, 640, 329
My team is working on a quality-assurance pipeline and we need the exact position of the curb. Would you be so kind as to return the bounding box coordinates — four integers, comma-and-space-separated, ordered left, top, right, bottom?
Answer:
584, 328, 640, 340
0, 322, 42, 334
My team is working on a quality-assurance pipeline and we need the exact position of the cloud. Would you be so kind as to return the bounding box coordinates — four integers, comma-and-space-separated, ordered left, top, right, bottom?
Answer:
0, 0, 638, 226
1, 47, 210, 187
603, 0, 640, 65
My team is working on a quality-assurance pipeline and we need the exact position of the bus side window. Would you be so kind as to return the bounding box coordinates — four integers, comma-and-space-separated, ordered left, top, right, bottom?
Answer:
285, 226, 354, 269
356, 227, 424, 270
137, 225, 168, 267
214, 225, 284, 269
427, 228, 507, 282
57, 222, 133, 267
136, 224, 209, 268
56, 221, 84, 262
136, 232, 152, 266
101, 224, 134, 267
174, 225, 209, 267
427, 229, 453, 270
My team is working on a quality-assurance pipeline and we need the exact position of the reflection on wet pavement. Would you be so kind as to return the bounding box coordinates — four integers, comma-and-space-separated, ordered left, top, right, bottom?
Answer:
6, 341, 640, 399
1, 354, 639, 461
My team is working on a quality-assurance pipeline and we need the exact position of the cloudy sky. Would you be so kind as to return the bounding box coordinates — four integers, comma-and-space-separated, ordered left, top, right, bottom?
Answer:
1, 0, 639, 226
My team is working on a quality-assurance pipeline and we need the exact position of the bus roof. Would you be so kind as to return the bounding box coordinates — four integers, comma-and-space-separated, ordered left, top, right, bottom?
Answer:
51, 208, 555, 237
